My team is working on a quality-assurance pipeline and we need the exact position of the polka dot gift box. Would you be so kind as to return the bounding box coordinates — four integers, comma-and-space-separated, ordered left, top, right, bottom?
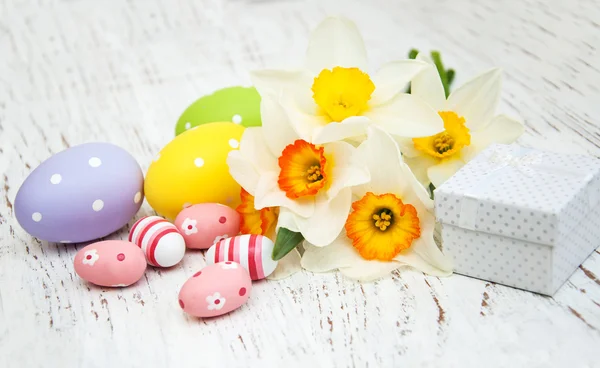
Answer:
435, 144, 600, 295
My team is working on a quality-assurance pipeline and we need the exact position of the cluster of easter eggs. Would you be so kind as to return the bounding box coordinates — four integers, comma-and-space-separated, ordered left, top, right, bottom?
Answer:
13, 86, 277, 318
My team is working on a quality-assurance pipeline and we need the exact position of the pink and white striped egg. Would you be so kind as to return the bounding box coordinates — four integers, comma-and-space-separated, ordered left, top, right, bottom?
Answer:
206, 234, 277, 280
178, 261, 252, 318
129, 215, 186, 267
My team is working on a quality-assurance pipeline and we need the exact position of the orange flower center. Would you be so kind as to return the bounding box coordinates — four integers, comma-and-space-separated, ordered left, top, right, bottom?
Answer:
345, 192, 421, 261
278, 140, 328, 199
237, 188, 279, 236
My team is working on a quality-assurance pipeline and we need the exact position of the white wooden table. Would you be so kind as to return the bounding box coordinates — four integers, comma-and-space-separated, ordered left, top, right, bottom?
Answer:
1, 0, 600, 367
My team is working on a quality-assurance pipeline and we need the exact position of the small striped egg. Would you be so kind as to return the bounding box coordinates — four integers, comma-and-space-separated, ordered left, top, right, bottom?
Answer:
206, 234, 277, 280
129, 216, 186, 267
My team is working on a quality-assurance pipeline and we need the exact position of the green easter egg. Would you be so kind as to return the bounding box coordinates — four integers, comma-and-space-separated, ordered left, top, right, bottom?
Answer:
175, 86, 261, 135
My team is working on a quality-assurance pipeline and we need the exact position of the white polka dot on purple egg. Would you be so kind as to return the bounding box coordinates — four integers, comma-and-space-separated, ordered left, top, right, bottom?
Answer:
32, 212, 42, 222
134, 192, 142, 204
50, 174, 62, 184
92, 199, 104, 212
89, 157, 102, 167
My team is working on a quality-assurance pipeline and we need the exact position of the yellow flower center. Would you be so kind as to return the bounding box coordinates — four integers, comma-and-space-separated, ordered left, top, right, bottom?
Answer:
278, 140, 328, 199
237, 189, 279, 236
311, 67, 375, 122
345, 192, 421, 261
413, 111, 471, 159
373, 209, 393, 231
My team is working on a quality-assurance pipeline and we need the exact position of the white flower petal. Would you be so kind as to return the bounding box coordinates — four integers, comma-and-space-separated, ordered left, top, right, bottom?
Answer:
302, 236, 403, 282
227, 128, 276, 195
472, 114, 524, 145
305, 17, 368, 74
447, 68, 502, 130
370, 59, 429, 105
339, 261, 403, 282
354, 126, 431, 210
275, 208, 300, 233
394, 136, 422, 158
284, 103, 326, 142
325, 141, 370, 200
267, 248, 302, 280
250, 69, 306, 99
227, 151, 260, 195
254, 171, 315, 218
403, 155, 438, 189
410, 53, 446, 111
295, 188, 352, 247
354, 126, 406, 195
260, 97, 300, 156
301, 236, 359, 272
463, 114, 524, 161
393, 235, 453, 277
365, 93, 444, 138
427, 158, 465, 188
312, 116, 370, 144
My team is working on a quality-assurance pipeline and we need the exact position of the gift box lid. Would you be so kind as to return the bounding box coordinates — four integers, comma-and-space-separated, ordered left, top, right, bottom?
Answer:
435, 144, 600, 247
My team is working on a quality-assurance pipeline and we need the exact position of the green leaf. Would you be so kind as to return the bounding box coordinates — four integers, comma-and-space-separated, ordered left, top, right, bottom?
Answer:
272, 227, 304, 261
446, 69, 455, 86
428, 183, 436, 200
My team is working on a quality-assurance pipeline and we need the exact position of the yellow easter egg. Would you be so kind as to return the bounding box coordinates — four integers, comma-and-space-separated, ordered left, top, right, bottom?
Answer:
145, 122, 245, 220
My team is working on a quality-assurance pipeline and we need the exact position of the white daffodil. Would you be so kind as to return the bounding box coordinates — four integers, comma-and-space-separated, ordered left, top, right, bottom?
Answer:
399, 53, 524, 188
227, 97, 370, 247
250, 17, 444, 145
301, 126, 452, 281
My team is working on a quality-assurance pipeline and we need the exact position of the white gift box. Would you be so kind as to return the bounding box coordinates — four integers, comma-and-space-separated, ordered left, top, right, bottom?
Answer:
435, 144, 600, 295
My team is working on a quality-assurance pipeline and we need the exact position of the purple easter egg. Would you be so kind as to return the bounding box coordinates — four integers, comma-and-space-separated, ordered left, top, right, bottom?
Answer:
15, 143, 144, 243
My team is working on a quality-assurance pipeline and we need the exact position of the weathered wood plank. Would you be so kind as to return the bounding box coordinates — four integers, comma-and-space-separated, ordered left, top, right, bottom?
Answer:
1, 0, 599, 366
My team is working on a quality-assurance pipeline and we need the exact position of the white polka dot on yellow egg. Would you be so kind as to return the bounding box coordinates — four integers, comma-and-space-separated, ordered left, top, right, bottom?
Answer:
194, 158, 204, 167
229, 139, 239, 149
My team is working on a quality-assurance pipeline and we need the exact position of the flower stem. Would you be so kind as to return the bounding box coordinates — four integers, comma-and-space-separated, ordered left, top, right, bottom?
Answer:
272, 227, 304, 261
430, 51, 451, 98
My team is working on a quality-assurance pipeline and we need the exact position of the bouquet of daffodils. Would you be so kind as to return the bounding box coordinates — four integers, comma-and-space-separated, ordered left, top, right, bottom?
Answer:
227, 17, 523, 281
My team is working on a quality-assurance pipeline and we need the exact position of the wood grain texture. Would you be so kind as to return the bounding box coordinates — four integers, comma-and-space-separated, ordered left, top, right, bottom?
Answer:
1, 0, 600, 367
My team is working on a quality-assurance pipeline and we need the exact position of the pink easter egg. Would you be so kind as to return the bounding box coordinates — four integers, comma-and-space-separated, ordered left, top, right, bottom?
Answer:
206, 234, 277, 280
178, 262, 252, 318
174, 203, 240, 249
74, 240, 147, 287
129, 215, 186, 267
